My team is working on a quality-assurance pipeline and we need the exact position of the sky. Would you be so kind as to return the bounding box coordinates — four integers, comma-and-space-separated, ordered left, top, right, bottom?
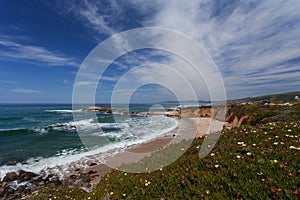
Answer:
0, 0, 300, 103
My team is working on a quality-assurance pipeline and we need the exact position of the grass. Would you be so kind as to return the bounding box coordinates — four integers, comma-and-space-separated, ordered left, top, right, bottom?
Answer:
29, 119, 300, 199
228, 104, 300, 125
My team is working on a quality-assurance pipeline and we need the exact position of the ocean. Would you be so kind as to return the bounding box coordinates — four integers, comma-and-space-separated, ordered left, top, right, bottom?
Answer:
0, 104, 178, 179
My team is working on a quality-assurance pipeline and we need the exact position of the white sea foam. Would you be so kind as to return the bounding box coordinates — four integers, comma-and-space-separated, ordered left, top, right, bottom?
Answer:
0, 115, 178, 181
0, 127, 25, 131
45, 109, 83, 113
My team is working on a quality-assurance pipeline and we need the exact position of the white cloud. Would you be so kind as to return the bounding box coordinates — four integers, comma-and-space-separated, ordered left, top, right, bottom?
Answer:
0, 35, 79, 67
0, 80, 17, 84
101, 76, 118, 82
77, 0, 115, 35
131, 0, 300, 98
63, 0, 300, 100
12, 88, 40, 93
75, 81, 98, 87
57, 0, 119, 36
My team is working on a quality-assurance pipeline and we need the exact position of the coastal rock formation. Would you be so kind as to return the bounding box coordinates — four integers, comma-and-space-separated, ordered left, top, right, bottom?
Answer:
83, 106, 114, 113
180, 106, 227, 121
225, 115, 249, 128
145, 110, 181, 117
2, 172, 17, 182
0, 168, 99, 199
179, 105, 249, 128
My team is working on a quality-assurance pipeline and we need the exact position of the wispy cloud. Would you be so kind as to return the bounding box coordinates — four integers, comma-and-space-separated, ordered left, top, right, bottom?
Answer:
0, 80, 17, 84
128, 0, 300, 98
0, 35, 79, 67
75, 81, 98, 87
58, 0, 300, 100
12, 88, 40, 93
54, 0, 122, 36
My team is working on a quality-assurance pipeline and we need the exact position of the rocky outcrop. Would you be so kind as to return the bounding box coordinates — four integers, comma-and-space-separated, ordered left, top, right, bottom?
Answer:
83, 106, 115, 113
0, 170, 38, 199
180, 106, 227, 121
2, 172, 17, 182
144, 110, 181, 117
180, 105, 249, 128
0, 167, 100, 199
225, 115, 249, 128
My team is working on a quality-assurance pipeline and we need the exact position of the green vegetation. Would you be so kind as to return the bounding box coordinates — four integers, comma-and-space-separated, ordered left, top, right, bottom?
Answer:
29, 117, 300, 199
250, 110, 277, 125
228, 103, 300, 125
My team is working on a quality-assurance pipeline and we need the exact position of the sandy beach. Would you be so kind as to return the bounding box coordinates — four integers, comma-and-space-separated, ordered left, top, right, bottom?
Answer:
0, 115, 225, 198
82, 116, 224, 188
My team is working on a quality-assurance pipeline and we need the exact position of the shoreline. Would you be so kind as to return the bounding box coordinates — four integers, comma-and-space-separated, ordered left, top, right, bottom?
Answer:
0, 116, 224, 198
80, 116, 224, 189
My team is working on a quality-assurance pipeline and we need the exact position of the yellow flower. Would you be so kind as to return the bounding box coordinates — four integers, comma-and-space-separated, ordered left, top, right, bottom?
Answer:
110, 192, 114, 195
252, 143, 257, 146
290, 146, 296, 149
210, 153, 215, 156
215, 164, 219, 168
236, 155, 241, 159
257, 172, 263, 176
273, 160, 278, 163
144, 180, 151, 186
123, 193, 126, 197
246, 152, 252, 156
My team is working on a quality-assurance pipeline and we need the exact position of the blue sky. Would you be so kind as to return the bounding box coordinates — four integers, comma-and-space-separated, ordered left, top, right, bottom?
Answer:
0, 0, 300, 103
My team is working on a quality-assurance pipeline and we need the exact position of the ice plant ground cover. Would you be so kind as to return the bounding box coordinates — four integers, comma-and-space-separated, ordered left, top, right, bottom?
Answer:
28, 106, 299, 199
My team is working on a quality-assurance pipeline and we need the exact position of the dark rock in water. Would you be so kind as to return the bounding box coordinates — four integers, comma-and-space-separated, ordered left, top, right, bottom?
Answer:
16, 185, 26, 193
0, 187, 4, 197
91, 174, 99, 179
50, 176, 62, 186
6, 187, 14, 195
18, 170, 37, 182
79, 173, 91, 183
89, 162, 97, 166
3, 172, 17, 182
70, 174, 77, 179
87, 170, 97, 175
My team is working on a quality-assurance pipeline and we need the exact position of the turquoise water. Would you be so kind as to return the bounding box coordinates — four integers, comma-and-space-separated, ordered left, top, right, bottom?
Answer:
0, 104, 178, 178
